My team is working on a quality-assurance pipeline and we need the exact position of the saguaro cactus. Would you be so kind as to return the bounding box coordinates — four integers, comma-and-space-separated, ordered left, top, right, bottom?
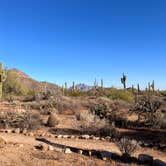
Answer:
64, 82, 67, 90
151, 80, 155, 93
121, 73, 127, 89
137, 84, 140, 93
72, 81, 76, 91
101, 79, 104, 89
94, 78, 98, 89
0, 63, 7, 99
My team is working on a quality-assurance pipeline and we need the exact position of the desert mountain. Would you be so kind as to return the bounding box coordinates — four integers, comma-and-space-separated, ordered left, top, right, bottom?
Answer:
8, 68, 61, 93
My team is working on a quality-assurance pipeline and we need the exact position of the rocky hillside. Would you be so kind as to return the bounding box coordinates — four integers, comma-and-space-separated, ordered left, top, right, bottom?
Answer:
8, 68, 61, 94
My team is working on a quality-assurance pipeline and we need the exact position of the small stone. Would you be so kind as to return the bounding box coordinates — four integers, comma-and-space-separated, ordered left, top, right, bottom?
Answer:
65, 148, 72, 154
63, 135, 69, 139
6, 130, 12, 134
100, 138, 105, 141
41, 133, 46, 137
48, 145, 54, 151
29, 132, 34, 137
70, 135, 75, 139
82, 135, 90, 139
22, 129, 27, 134
78, 150, 83, 154
57, 135, 62, 139
105, 136, 111, 141
14, 128, 20, 134
94, 137, 100, 140
19, 144, 24, 148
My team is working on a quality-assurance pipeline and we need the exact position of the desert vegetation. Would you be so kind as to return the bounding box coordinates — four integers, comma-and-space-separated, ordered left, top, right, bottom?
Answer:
0, 65, 165, 166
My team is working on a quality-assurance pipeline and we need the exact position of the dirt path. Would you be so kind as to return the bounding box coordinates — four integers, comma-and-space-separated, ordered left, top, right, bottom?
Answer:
0, 132, 166, 164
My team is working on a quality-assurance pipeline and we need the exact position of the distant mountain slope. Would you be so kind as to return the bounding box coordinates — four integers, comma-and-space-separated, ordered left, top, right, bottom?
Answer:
8, 68, 61, 93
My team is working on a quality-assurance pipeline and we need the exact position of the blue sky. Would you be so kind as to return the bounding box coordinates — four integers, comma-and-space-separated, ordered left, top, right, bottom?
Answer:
0, 0, 165, 89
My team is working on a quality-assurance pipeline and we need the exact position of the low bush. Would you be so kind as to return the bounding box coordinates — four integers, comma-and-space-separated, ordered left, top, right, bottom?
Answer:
109, 88, 134, 102
74, 110, 118, 137
0, 111, 42, 130
47, 113, 59, 127
117, 138, 139, 156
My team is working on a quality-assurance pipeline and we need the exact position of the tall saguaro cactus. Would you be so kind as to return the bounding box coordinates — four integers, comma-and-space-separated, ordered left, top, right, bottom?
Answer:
151, 80, 155, 93
0, 63, 7, 99
101, 79, 104, 89
121, 73, 127, 89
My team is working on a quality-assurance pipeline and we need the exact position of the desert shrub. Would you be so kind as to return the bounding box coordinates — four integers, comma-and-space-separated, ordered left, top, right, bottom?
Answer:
0, 111, 42, 130
117, 138, 139, 156
3, 70, 28, 95
65, 89, 85, 97
109, 88, 133, 102
152, 110, 166, 129
160, 91, 166, 96
47, 113, 59, 127
74, 110, 117, 137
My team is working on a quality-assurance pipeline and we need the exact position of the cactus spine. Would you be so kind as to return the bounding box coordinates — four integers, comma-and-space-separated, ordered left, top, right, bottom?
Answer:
121, 73, 127, 89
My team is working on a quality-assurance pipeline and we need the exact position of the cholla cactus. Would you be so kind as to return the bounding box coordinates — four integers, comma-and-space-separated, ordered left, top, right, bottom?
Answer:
121, 73, 127, 89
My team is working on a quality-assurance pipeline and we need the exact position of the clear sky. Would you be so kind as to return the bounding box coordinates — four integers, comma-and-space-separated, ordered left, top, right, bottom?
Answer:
0, 0, 165, 89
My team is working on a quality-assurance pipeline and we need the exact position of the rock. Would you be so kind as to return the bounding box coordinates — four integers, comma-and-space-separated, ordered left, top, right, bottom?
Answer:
6, 129, 12, 134
138, 154, 153, 164
22, 129, 27, 134
57, 135, 62, 139
48, 145, 54, 151
19, 144, 24, 148
82, 135, 90, 139
65, 148, 72, 154
153, 159, 166, 166
100, 138, 105, 141
63, 135, 69, 139
29, 132, 34, 137
70, 135, 75, 139
105, 136, 111, 141
94, 137, 100, 140
78, 149, 83, 154
14, 128, 20, 134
